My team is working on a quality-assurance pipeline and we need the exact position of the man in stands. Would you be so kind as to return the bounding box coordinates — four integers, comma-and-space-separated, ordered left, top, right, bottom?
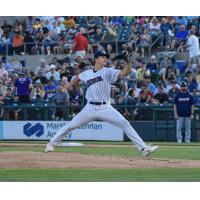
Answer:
71, 27, 88, 59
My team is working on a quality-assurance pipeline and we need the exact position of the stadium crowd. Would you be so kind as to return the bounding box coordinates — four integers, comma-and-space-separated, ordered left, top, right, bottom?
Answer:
0, 16, 199, 121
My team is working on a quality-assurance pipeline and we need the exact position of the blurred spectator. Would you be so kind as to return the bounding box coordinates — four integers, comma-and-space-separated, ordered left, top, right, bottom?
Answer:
187, 30, 200, 69
148, 17, 161, 37
143, 75, 156, 94
53, 85, 69, 120
146, 55, 158, 72
33, 69, 48, 84
136, 61, 151, 86
45, 64, 60, 82
126, 66, 138, 88
102, 22, 117, 53
153, 86, 169, 104
44, 79, 57, 102
160, 17, 173, 47
10, 57, 23, 74
138, 85, 153, 104
12, 30, 24, 55
64, 17, 76, 29
34, 59, 49, 76
71, 27, 88, 59
30, 81, 45, 103
162, 66, 177, 85
186, 73, 198, 93
0, 61, 7, 78
171, 25, 188, 51
14, 73, 31, 103
168, 79, 180, 100
53, 34, 67, 54
139, 29, 151, 57
8, 94, 22, 120
2, 71, 11, 85
23, 31, 34, 55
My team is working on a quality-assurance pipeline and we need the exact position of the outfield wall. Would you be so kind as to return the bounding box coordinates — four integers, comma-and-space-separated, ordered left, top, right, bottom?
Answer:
0, 121, 124, 141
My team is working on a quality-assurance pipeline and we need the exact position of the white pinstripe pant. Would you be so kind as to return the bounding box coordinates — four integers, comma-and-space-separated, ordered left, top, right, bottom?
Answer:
50, 103, 146, 151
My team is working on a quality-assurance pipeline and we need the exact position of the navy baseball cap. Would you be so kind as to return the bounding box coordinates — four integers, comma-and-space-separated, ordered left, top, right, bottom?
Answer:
94, 50, 110, 59
180, 81, 188, 87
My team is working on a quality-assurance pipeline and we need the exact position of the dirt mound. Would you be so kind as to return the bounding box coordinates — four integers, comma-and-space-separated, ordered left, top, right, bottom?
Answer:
1, 151, 200, 169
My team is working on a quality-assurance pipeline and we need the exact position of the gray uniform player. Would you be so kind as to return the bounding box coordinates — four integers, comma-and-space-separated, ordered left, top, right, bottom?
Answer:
45, 50, 158, 156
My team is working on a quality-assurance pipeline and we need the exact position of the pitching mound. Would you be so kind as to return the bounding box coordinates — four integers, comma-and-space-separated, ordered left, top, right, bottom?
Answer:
1, 151, 200, 169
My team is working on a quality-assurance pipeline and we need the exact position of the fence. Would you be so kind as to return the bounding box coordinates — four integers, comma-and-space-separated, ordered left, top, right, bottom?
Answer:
1, 103, 200, 141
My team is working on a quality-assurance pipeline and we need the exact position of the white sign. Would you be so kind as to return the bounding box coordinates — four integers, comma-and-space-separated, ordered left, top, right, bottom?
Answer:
3, 121, 124, 141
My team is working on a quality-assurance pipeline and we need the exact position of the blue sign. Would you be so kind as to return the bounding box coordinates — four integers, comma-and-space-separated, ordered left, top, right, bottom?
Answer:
23, 123, 44, 137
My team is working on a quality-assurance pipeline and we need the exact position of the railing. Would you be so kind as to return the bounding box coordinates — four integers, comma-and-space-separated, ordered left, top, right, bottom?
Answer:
148, 33, 163, 58
1, 103, 200, 141
1, 40, 134, 56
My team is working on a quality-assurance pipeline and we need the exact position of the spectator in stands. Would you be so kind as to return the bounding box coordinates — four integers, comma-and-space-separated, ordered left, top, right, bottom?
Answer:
168, 79, 180, 100
174, 81, 194, 144
41, 31, 55, 55
186, 72, 198, 93
186, 30, 200, 69
45, 64, 60, 82
154, 80, 168, 95
162, 66, 177, 85
143, 75, 156, 94
8, 94, 22, 120
146, 55, 159, 72
30, 81, 45, 103
148, 17, 161, 37
12, 30, 24, 55
10, 57, 23, 74
0, 34, 12, 55
4, 87, 13, 105
0, 61, 7, 78
31, 29, 44, 54
2, 71, 11, 86
195, 68, 200, 90
0, 79, 6, 97
44, 79, 57, 102
123, 87, 138, 120
160, 17, 173, 47
14, 73, 32, 103
102, 22, 117, 53
159, 54, 173, 69
63, 17, 76, 29
53, 33, 66, 54
126, 66, 138, 88
71, 27, 88, 59
171, 25, 188, 51
139, 29, 151, 57
92, 27, 104, 52
23, 30, 35, 55
33, 69, 48, 84
34, 59, 49, 76
136, 61, 151, 87
153, 86, 169, 104
53, 85, 69, 120
138, 85, 153, 104
1, 20, 12, 36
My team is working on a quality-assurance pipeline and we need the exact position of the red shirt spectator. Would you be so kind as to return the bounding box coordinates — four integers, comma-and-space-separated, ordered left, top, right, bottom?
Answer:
73, 33, 88, 51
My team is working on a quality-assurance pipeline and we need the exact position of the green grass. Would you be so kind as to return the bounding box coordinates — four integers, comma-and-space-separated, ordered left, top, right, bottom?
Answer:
1, 144, 200, 160
1, 142, 200, 181
1, 168, 200, 181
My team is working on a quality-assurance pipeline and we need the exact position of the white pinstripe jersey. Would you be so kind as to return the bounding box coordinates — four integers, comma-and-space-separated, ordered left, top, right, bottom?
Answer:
79, 67, 119, 102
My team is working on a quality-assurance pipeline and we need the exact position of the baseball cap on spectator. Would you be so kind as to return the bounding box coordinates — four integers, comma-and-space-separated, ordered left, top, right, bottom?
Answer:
180, 81, 188, 87
151, 55, 156, 60
94, 50, 110, 59
35, 79, 41, 84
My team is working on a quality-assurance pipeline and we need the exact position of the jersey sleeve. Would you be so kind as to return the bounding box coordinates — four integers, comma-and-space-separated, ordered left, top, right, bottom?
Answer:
106, 68, 120, 83
78, 70, 88, 83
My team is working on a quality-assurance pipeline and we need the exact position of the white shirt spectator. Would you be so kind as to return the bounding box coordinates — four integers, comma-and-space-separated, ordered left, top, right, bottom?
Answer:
45, 64, 60, 81
35, 59, 50, 76
187, 34, 200, 58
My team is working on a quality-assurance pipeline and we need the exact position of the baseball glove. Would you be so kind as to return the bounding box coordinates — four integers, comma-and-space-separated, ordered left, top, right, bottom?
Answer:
115, 51, 131, 62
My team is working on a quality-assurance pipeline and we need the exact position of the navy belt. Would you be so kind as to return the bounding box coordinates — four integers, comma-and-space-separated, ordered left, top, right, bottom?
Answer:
89, 102, 106, 105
